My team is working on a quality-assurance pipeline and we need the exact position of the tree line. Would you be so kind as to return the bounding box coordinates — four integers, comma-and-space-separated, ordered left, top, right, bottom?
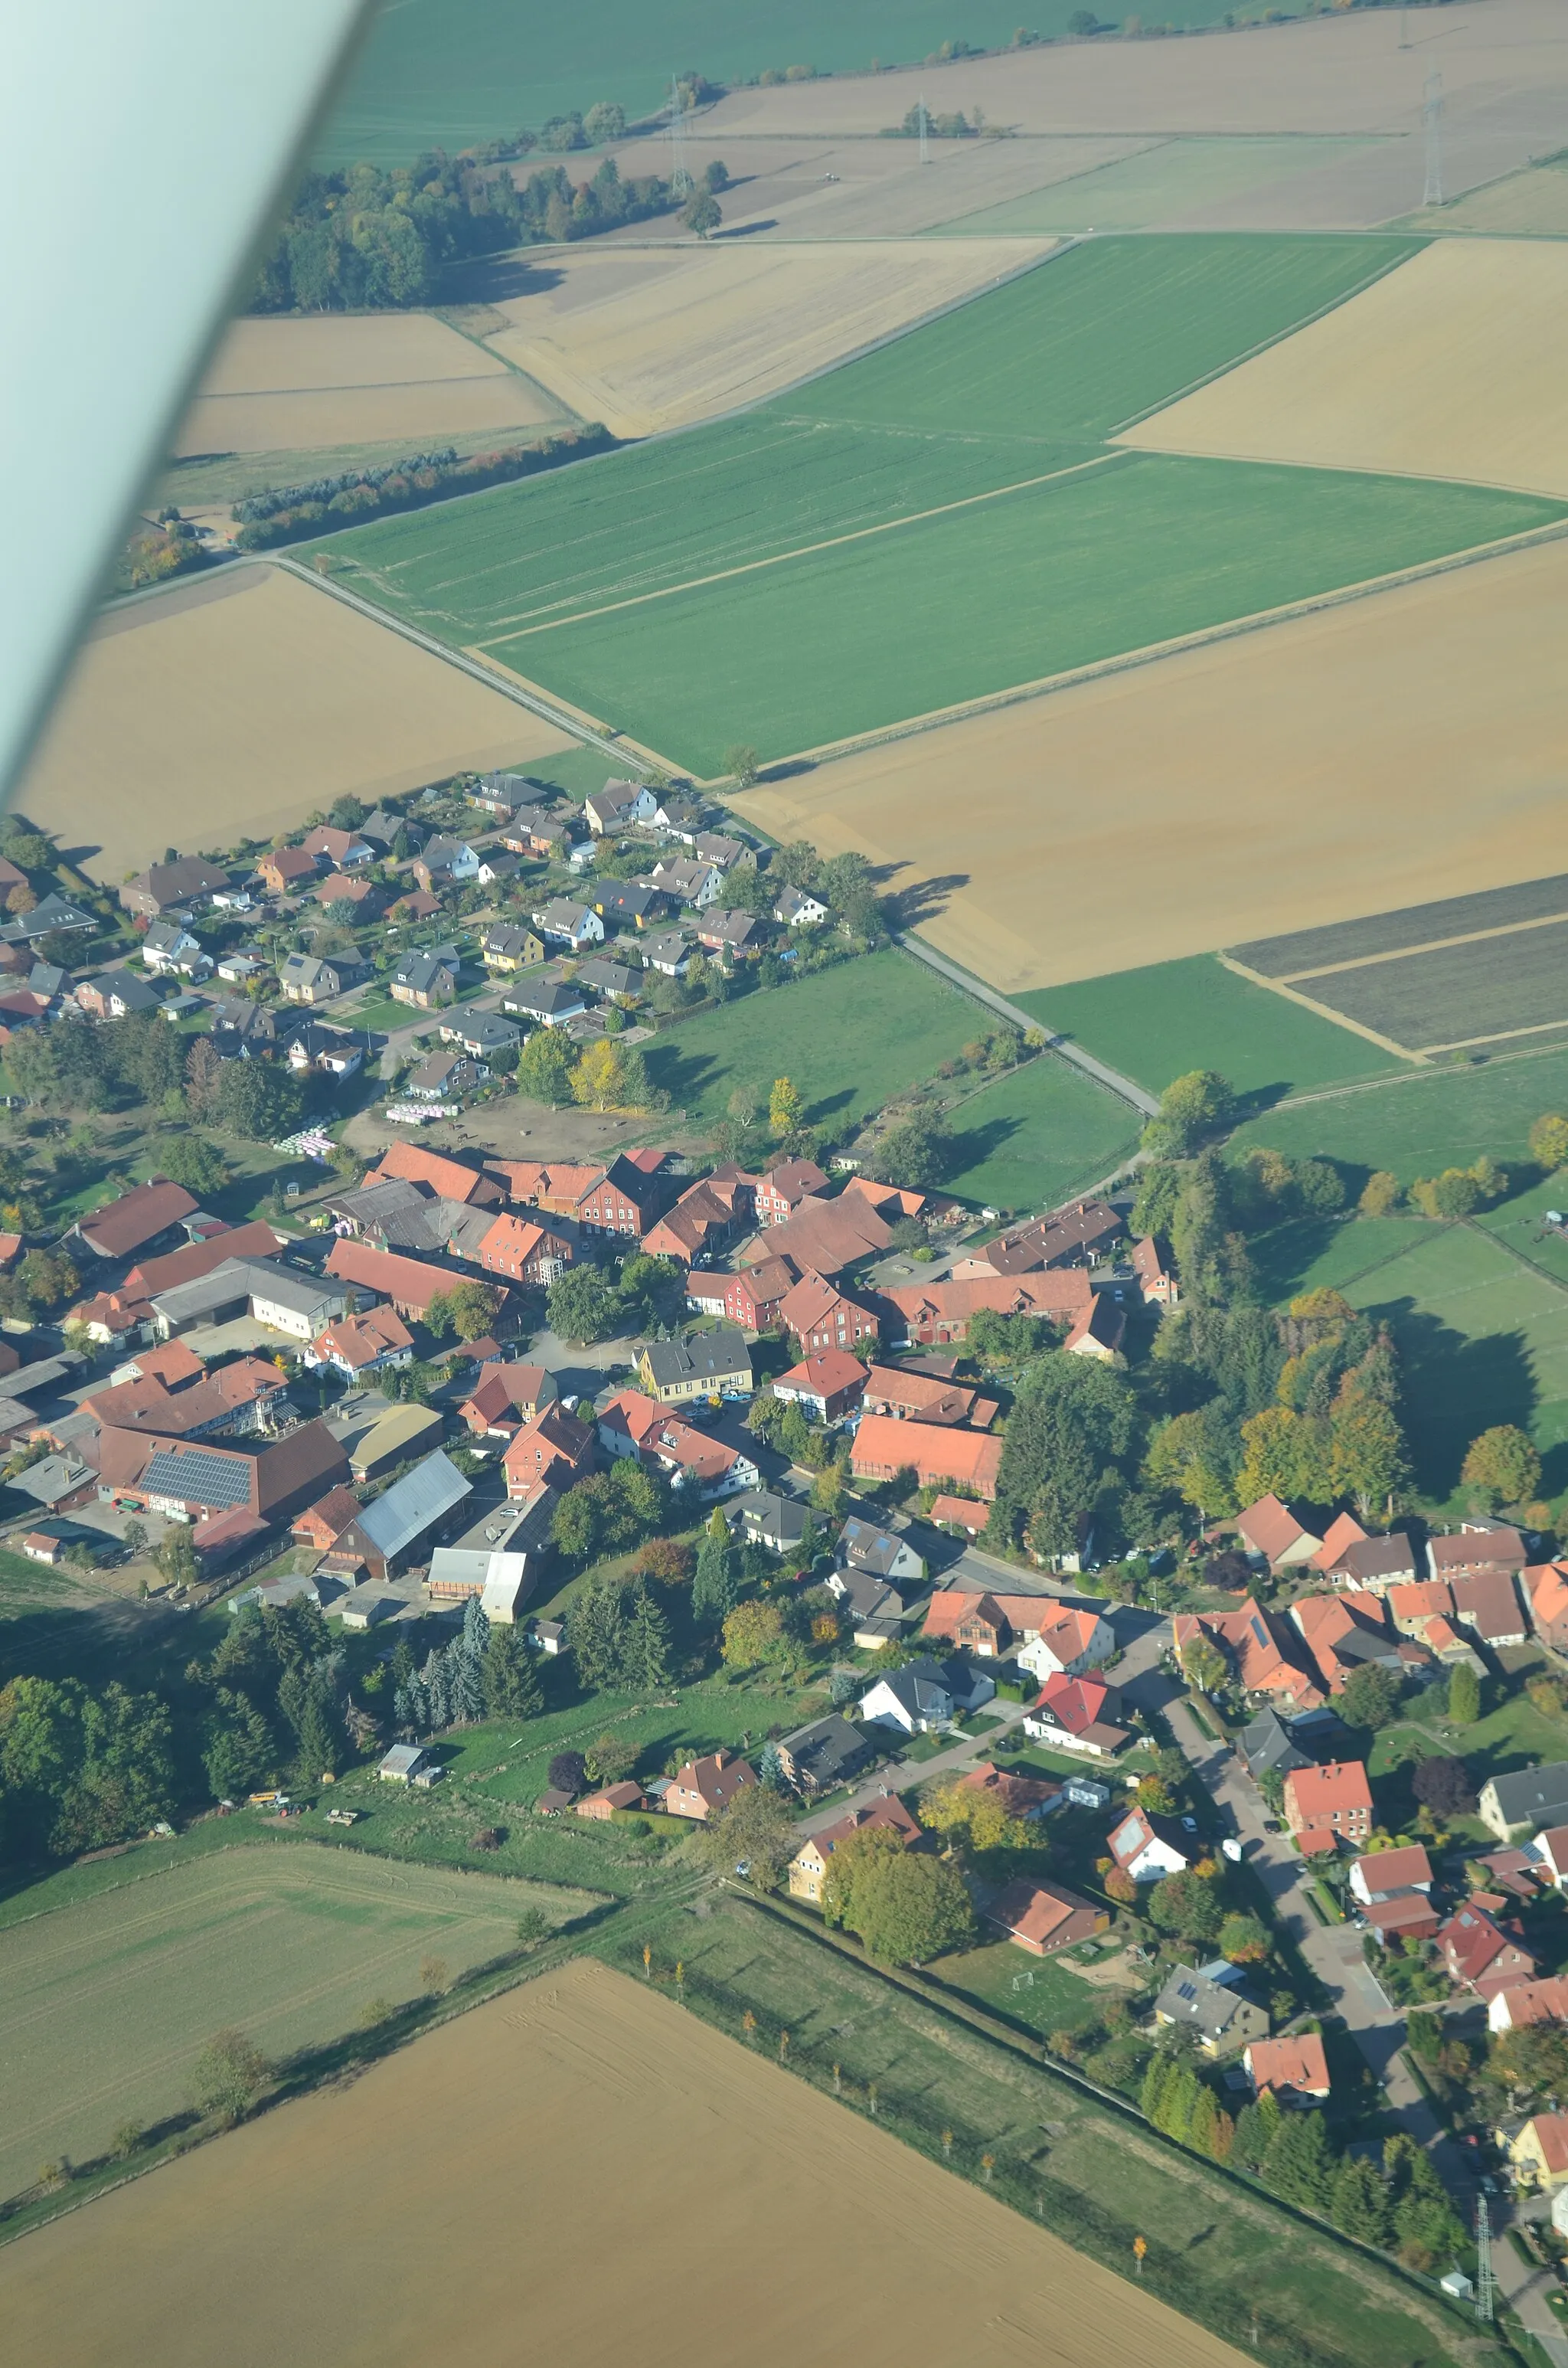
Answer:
234, 428, 611, 549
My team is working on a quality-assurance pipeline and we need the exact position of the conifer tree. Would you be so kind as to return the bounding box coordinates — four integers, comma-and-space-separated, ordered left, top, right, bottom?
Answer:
1331, 2155, 1395, 2249
1140, 2052, 1174, 2127
691, 1511, 739, 1627
421, 1647, 451, 1732
483, 1624, 542, 1719
1264, 2108, 1337, 2211
624, 1578, 672, 1691
1230, 2088, 1282, 2171
1186, 2083, 1221, 2160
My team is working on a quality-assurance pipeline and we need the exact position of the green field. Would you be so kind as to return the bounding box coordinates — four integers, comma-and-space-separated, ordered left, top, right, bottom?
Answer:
297, 234, 1566, 774
1015, 954, 1396, 1102
1252, 1213, 1568, 1499
318, 2, 1236, 169
0, 1842, 587, 2199
645, 947, 978, 1128
941, 1054, 1140, 1212
939, 136, 1377, 237
1229, 1044, 1568, 1185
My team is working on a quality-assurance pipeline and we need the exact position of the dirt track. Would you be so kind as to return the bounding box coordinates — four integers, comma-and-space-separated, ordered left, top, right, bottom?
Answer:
0, 1958, 1250, 2368
1120, 239, 1568, 499
21, 566, 573, 878
741, 535, 1568, 993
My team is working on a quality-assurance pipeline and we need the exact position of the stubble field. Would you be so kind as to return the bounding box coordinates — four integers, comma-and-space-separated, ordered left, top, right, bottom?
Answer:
175, 312, 564, 459
20, 565, 574, 879
0, 1842, 588, 2203
1120, 239, 1568, 499
474, 238, 1056, 438
742, 533, 1568, 993
0, 1955, 1255, 2368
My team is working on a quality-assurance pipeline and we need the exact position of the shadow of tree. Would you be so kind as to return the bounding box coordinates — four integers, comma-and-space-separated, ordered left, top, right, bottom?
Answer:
1366, 1297, 1537, 1500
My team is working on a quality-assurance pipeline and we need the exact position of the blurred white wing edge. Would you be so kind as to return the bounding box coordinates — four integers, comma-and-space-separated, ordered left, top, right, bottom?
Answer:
0, 0, 378, 804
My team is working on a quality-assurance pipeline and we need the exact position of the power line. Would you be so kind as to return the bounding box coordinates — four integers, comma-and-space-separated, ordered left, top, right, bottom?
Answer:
1475, 2195, 1495, 2325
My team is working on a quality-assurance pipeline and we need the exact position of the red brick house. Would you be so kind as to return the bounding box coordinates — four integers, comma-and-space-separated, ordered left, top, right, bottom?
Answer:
770, 1348, 867, 1424
475, 1214, 572, 1286
753, 1159, 828, 1227
323, 1238, 485, 1323
662, 1750, 756, 1821
256, 845, 322, 897
1439, 1896, 1538, 1998
459, 1362, 558, 1439
777, 1269, 880, 1357
1526, 1562, 1568, 1654
501, 1405, 594, 1498
1282, 1760, 1373, 1856
291, 1484, 362, 1552
575, 1155, 670, 1240
851, 1415, 1002, 1501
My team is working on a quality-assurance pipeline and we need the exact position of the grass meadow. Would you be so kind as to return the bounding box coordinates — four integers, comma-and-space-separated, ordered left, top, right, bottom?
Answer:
1229, 1042, 1568, 1183
942, 1054, 1140, 1211
0, 1842, 587, 2200
1016, 954, 1398, 1102
297, 234, 1566, 772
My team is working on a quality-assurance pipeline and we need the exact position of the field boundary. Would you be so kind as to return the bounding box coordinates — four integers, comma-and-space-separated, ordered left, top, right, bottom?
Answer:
897, 932, 1158, 1117
1217, 953, 1419, 1062
1272, 905, 1568, 983
737, 510, 1568, 791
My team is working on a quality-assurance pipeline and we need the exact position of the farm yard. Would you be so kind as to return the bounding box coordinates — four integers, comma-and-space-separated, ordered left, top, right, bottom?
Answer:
18, 564, 573, 881
1120, 239, 1568, 500
0, 1843, 586, 2204
1015, 957, 1396, 1101
307, 234, 1563, 780
743, 531, 1568, 994
0, 1951, 1465, 2368
174, 312, 565, 460
472, 239, 1057, 440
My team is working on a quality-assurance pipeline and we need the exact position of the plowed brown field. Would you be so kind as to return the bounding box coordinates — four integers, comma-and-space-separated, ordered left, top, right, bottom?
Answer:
741, 535, 1568, 993
21, 566, 573, 878
0, 1958, 1250, 2368
1119, 240, 1568, 499
176, 313, 560, 456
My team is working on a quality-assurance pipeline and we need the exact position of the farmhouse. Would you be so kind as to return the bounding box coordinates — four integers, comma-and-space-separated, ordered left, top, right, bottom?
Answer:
74, 1178, 199, 1261
769, 1348, 867, 1425
475, 1214, 572, 1286
878, 1269, 1093, 1346
778, 1271, 880, 1359
636, 1330, 752, 1405
459, 1362, 558, 1439
95, 1418, 348, 1530
503, 1405, 594, 1497
327, 1450, 473, 1583
743, 1192, 892, 1281
324, 1238, 482, 1323
861, 1364, 995, 1429
1282, 1761, 1373, 1855
370, 1141, 503, 1207
308, 1306, 415, 1381
1429, 1525, 1528, 1582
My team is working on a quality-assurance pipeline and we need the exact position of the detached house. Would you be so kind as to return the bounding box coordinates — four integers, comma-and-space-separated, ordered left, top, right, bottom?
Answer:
256, 844, 322, 898
584, 780, 658, 835
788, 1797, 920, 1902
413, 835, 479, 890
1439, 1897, 1537, 1998
663, 1751, 756, 1822
1107, 1808, 1191, 1882
988, 1879, 1108, 1958
279, 950, 363, 1003
1282, 1760, 1372, 1856
1234, 1493, 1323, 1570
859, 1654, 994, 1735
1155, 1965, 1269, 2056
390, 951, 459, 1009
532, 898, 604, 953
778, 1270, 880, 1359
1024, 1672, 1130, 1758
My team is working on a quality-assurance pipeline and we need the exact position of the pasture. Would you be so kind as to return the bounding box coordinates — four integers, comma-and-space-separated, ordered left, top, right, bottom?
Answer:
941, 1054, 1141, 1213
0, 1842, 586, 2202
19, 566, 573, 881
1120, 239, 1568, 499
175, 312, 562, 459
476, 239, 1056, 440
645, 949, 979, 1130
1227, 1042, 1568, 1182
0, 1950, 1462, 2368
742, 534, 1568, 993
1014, 957, 1394, 1101
1250, 1215, 1568, 1498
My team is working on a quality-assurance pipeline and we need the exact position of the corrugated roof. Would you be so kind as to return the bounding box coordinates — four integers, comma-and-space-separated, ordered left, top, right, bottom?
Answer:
354, 1450, 471, 1559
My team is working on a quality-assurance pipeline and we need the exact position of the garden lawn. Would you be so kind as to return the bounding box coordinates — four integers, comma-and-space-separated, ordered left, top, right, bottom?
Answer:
482, 456, 1559, 772
1253, 1215, 1568, 1501
942, 1053, 1140, 1212
1228, 1042, 1568, 1185
645, 947, 978, 1128
1015, 954, 1396, 1103
929, 1936, 1104, 2040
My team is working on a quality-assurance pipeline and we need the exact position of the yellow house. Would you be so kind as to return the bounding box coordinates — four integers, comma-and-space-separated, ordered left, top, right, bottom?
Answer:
1498, 2113, 1568, 2190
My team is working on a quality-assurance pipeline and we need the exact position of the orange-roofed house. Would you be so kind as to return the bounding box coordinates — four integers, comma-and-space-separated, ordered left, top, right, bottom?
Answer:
309, 1306, 414, 1379
1526, 1563, 1568, 1655
1500, 2115, 1568, 2193
753, 1159, 828, 1226
921, 1590, 1093, 1657
1440, 1898, 1537, 1998
787, 1795, 921, 1902
487, 1159, 607, 1220
1245, 2035, 1331, 2105
662, 1750, 756, 1822
459, 1362, 558, 1440
878, 1269, 1093, 1347
988, 1877, 1109, 1957
1234, 1493, 1322, 1569
1063, 1294, 1126, 1361
1024, 1672, 1131, 1758
1017, 1604, 1116, 1682
1310, 1511, 1369, 1573
1173, 1601, 1325, 1713
323, 1238, 482, 1322
1349, 1843, 1439, 1939
1282, 1760, 1372, 1856
291, 1484, 362, 1553
596, 1388, 669, 1461
851, 1414, 1002, 1501
860, 1364, 995, 1429
1488, 1974, 1568, 2034
368, 1139, 503, 1207
1387, 1578, 1455, 1637
502, 1405, 594, 1498
958, 1760, 1060, 1820
1289, 1592, 1418, 1698
769, 1348, 867, 1425
777, 1270, 880, 1358
929, 1494, 988, 1536
475, 1213, 572, 1287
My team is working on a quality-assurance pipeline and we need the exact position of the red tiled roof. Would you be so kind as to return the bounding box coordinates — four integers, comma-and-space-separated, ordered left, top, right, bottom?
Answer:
312, 1307, 413, 1370
77, 1178, 200, 1259
929, 1494, 988, 1533
861, 1363, 987, 1427
773, 1348, 867, 1399
1030, 1670, 1122, 1738
851, 1415, 1002, 1500
501, 1405, 593, 1487
1524, 2115, 1568, 2177
125, 1221, 284, 1297
987, 1877, 1102, 1951
1246, 2034, 1330, 2098
369, 1140, 499, 1206
1285, 1760, 1372, 1818
1353, 1843, 1432, 1892
323, 1238, 462, 1313
1236, 1493, 1319, 1563
1310, 1511, 1369, 1572
1527, 1562, 1568, 1632
802, 1795, 922, 1860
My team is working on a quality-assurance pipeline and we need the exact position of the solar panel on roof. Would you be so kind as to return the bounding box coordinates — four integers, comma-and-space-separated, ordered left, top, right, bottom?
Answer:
142, 1446, 251, 1509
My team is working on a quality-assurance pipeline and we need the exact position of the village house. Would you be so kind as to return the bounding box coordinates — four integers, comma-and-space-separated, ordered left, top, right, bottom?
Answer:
301, 823, 374, 869
1245, 2034, 1331, 2105
753, 1158, 829, 1227
967, 1199, 1122, 1278
413, 835, 479, 890
725, 1490, 810, 1559
407, 1049, 488, 1101
585, 780, 658, 834
1017, 1605, 1116, 1681
1106, 1807, 1192, 1882
256, 844, 322, 898
1024, 1672, 1130, 1758
773, 885, 831, 929
774, 1714, 876, 1796
860, 1365, 996, 1429
1429, 1523, 1529, 1583
663, 1751, 756, 1822
859, 1656, 994, 1735
1155, 1965, 1269, 2056
76, 970, 159, 1021
593, 881, 668, 934
315, 872, 381, 916
390, 950, 459, 1009
1174, 1600, 1325, 1713
1282, 1761, 1373, 1856
482, 924, 547, 973
139, 920, 210, 978
532, 898, 604, 953
459, 1362, 558, 1439
475, 1213, 572, 1286
788, 1796, 920, 1901
988, 1878, 1108, 1957
850, 1415, 1002, 1502
1525, 1563, 1568, 1654
877, 1269, 1093, 1348
928, 1495, 989, 1537
636, 1330, 753, 1405
778, 1270, 881, 1359
305, 1306, 415, 1381
1439, 1896, 1537, 1997
120, 856, 233, 919
291, 1484, 363, 1555
1500, 2115, 1568, 2192
835, 1516, 923, 1585
1480, 1764, 1568, 1843
1130, 1235, 1178, 1306
648, 855, 723, 908
502, 1405, 594, 1498
769, 1348, 867, 1425
574, 1154, 670, 1241
1450, 1568, 1529, 1649
501, 976, 588, 1029
1348, 1843, 1440, 1939
1488, 1974, 1568, 2034
279, 950, 363, 1003
1234, 1493, 1324, 1570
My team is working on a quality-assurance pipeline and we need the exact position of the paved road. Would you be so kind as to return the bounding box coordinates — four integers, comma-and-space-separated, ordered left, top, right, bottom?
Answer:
895, 932, 1158, 1120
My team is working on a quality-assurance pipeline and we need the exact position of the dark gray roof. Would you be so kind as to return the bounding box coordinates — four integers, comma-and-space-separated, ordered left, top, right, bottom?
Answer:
576, 958, 641, 997
353, 1450, 471, 1562
1155, 1964, 1264, 2044
641, 1330, 752, 1389
1238, 1707, 1313, 1782
452, 1011, 521, 1055
864, 1657, 954, 1719
778, 1713, 873, 1790
501, 979, 585, 1020
729, 1490, 806, 1545
5, 891, 97, 940
1485, 1763, 1568, 1827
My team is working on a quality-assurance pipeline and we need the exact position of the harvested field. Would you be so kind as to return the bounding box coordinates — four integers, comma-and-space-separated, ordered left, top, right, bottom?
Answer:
1274, 925, 1568, 1056
942, 135, 1377, 234
740, 534, 1568, 993
0, 1842, 587, 2203
475, 239, 1056, 439
0, 1955, 1254, 2368
176, 313, 561, 458
1231, 874, 1568, 979
1120, 240, 1568, 499
19, 565, 573, 881
1399, 155, 1568, 237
